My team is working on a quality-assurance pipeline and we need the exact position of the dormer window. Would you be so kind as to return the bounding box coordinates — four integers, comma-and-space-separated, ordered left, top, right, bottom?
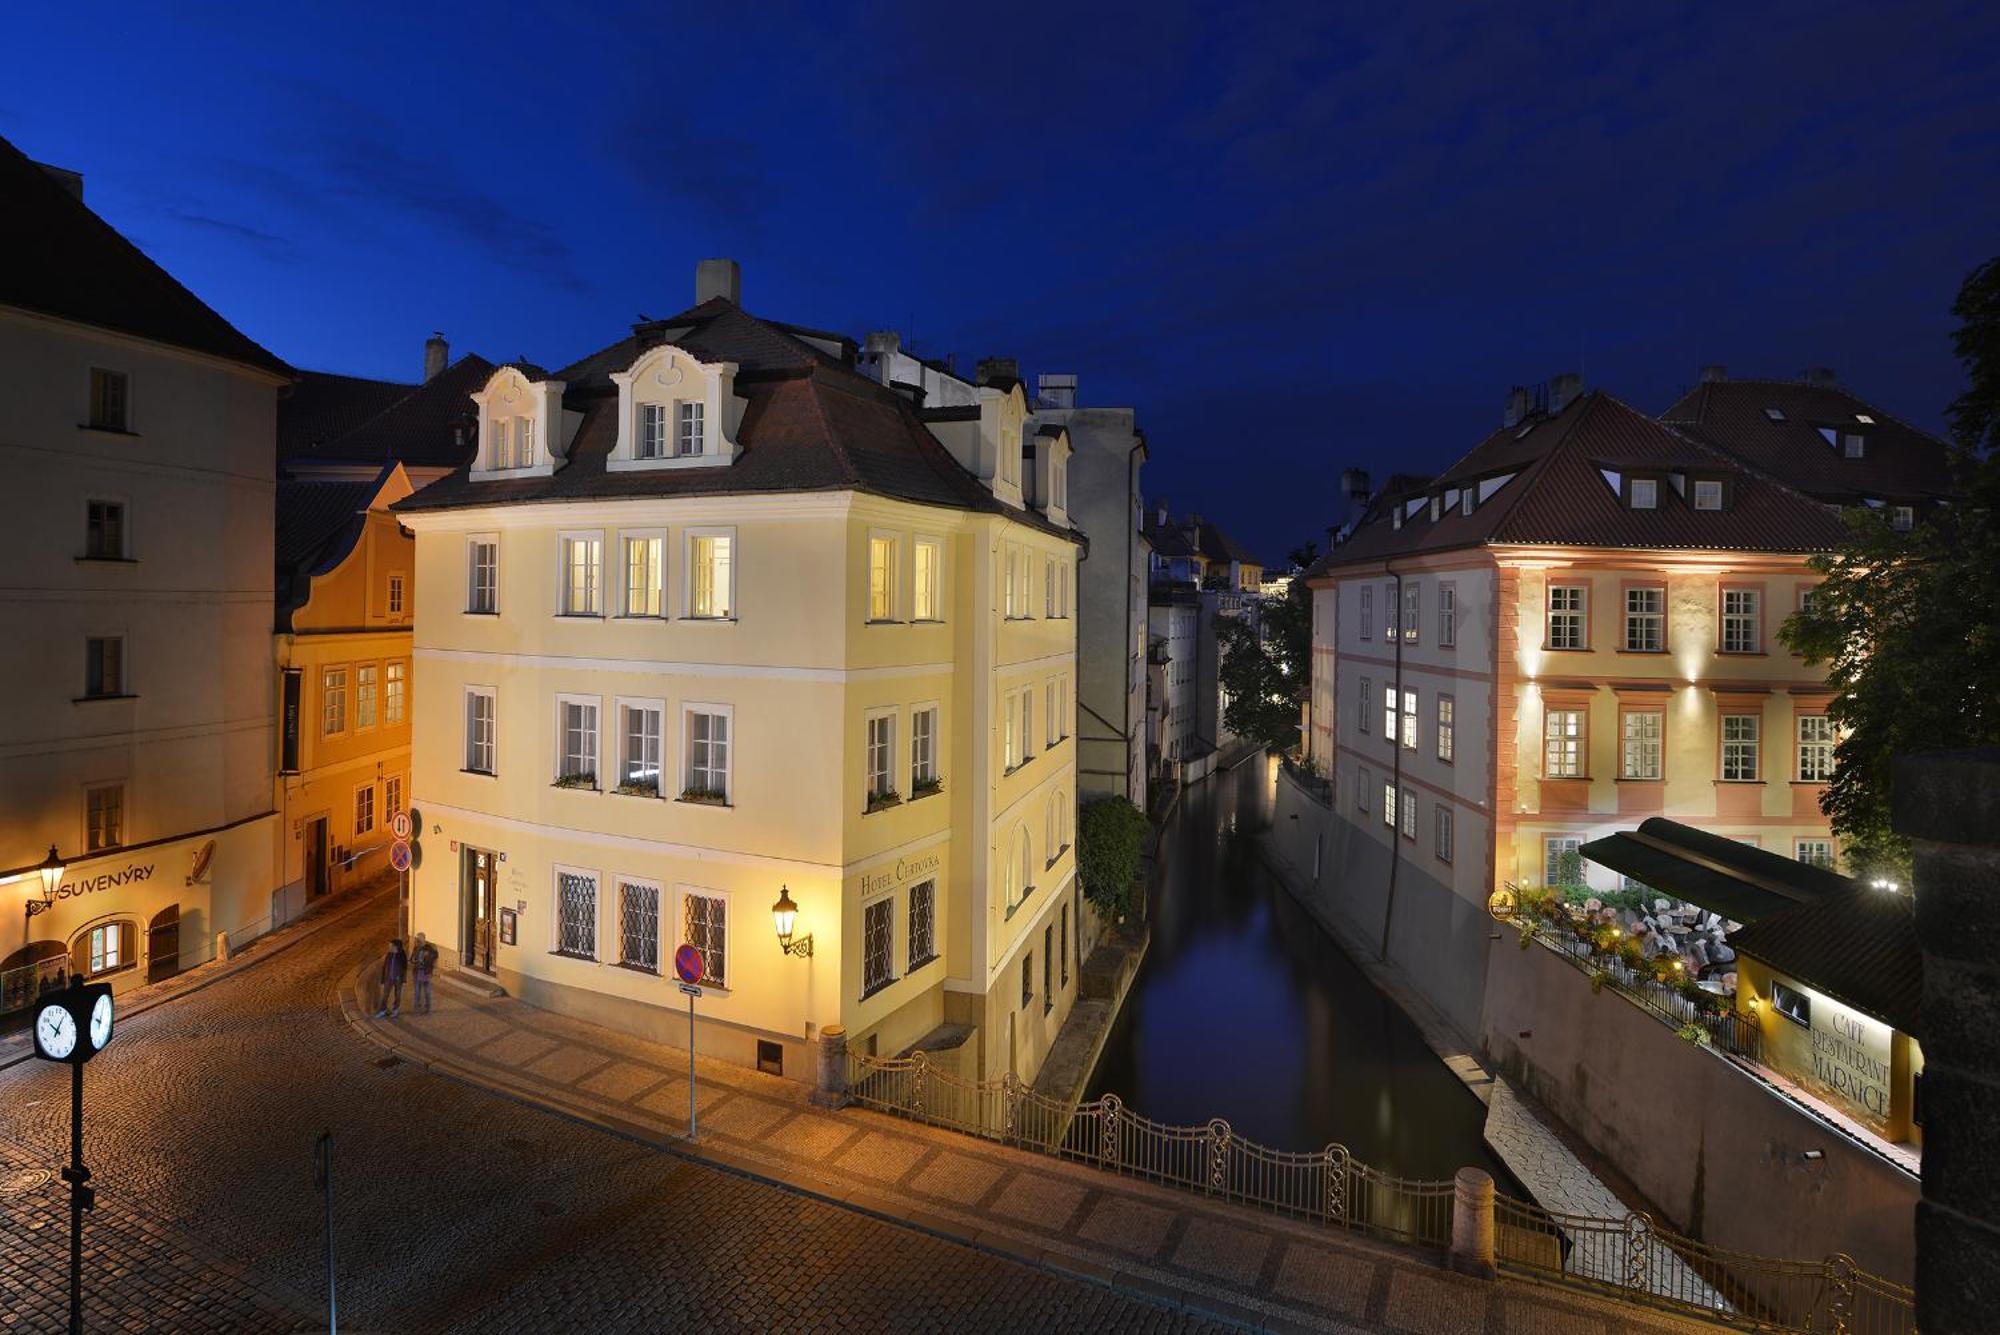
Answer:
638, 404, 668, 459
486, 414, 537, 469
677, 401, 705, 456
1855, 413, 1875, 425
1429, 496, 1441, 522
1461, 489, 1475, 516
1630, 478, 1658, 510
471, 366, 565, 478
1819, 426, 1866, 458
1693, 479, 1723, 511
610, 346, 740, 472
1763, 407, 1786, 422
1892, 505, 1914, 532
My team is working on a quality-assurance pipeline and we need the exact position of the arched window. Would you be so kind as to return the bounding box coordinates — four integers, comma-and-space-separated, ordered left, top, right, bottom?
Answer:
1045, 792, 1069, 864
1012, 828, 1034, 907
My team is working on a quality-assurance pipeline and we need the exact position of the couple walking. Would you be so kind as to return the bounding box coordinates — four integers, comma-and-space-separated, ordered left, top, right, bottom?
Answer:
376, 932, 439, 1018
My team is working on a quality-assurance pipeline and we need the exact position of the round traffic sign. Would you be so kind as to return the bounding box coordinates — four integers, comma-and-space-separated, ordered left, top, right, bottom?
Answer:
391, 810, 412, 840
389, 840, 412, 872
674, 943, 704, 985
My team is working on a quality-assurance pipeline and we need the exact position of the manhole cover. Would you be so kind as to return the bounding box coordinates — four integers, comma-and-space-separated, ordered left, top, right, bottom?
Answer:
0, 1168, 52, 1196
374, 1055, 402, 1069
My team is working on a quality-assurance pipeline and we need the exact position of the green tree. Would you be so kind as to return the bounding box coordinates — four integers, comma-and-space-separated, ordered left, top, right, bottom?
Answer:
1077, 795, 1148, 920
1780, 257, 2000, 876
1218, 543, 1315, 751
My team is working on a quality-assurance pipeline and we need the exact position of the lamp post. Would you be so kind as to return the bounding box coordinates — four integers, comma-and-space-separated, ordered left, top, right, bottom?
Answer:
771, 885, 813, 958
25, 845, 64, 923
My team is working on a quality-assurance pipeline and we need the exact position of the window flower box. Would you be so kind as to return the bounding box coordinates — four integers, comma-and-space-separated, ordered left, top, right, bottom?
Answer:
553, 772, 598, 791
912, 776, 943, 800
865, 790, 903, 814
613, 778, 661, 798
678, 787, 728, 806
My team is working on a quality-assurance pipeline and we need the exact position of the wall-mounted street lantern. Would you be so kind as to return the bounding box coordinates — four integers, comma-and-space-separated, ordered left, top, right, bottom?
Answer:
772, 884, 813, 958
26, 846, 64, 920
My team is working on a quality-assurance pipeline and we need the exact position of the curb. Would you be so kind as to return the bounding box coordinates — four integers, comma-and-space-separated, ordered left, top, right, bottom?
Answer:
0, 881, 398, 1072
329, 960, 1270, 1332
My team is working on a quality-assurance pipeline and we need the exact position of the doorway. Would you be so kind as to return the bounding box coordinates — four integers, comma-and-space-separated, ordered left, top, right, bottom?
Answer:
304, 817, 329, 900
147, 904, 180, 983
463, 846, 497, 974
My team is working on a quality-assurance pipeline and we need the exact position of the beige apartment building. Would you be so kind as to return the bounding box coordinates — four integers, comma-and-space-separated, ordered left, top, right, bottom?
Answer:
395, 264, 1085, 1084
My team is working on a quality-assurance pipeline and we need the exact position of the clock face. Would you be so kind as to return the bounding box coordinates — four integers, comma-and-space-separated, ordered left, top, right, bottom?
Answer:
36, 1004, 77, 1061
89, 993, 113, 1051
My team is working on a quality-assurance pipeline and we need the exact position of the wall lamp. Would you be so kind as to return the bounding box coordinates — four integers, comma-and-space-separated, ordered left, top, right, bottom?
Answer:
25, 846, 64, 919
771, 884, 813, 958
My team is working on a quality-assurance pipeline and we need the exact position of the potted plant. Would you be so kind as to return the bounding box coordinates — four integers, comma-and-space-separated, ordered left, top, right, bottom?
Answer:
553, 771, 597, 791
912, 775, 944, 800
679, 786, 728, 806
865, 789, 903, 814
613, 775, 660, 798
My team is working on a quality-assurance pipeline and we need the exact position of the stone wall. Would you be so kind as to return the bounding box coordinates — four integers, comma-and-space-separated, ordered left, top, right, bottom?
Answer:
1481, 934, 1917, 1286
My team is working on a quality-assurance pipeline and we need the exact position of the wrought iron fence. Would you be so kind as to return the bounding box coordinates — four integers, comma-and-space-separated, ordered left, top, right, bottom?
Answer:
847, 1049, 1456, 1252
1494, 1194, 1916, 1335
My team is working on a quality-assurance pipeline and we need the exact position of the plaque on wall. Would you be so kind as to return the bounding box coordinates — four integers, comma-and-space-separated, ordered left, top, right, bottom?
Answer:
498, 908, 518, 946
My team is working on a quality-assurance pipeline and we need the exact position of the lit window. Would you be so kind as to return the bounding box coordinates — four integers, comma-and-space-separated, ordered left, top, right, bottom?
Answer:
1762, 407, 1785, 422
1436, 696, 1454, 762
1721, 588, 1761, 653
1544, 710, 1584, 778
869, 536, 898, 621
86, 784, 123, 852
1854, 414, 1875, 425
1795, 839, 1835, 869
1621, 711, 1663, 780
1693, 480, 1723, 511
386, 662, 406, 725
623, 536, 664, 616
913, 539, 941, 620
555, 870, 597, 959
1722, 714, 1760, 781
356, 664, 377, 728
1548, 585, 1586, 650
1438, 582, 1456, 648
1771, 978, 1810, 1027
687, 532, 733, 618
559, 534, 603, 616
619, 703, 663, 794
1400, 689, 1417, 750
682, 892, 727, 987
1399, 786, 1415, 839
1401, 582, 1420, 642
322, 666, 347, 735
1631, 478, 1658, 509
1624, 587, 1665, 652
1797, 715, 1835, 783
1383, 683, 1397, 739
558, 698, 599, 786
1382, 782, 1396, 829
684, 708, 731, 800
87, 922, 130, 975
677, 401, 705, 456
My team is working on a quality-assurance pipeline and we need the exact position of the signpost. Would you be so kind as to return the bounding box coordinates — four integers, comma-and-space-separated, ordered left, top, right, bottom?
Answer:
674, 944, 704, 1139
390, 810, 415, 937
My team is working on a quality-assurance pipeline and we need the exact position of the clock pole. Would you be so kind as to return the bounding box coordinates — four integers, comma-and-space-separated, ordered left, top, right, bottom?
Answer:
61, 1054, 92, 1335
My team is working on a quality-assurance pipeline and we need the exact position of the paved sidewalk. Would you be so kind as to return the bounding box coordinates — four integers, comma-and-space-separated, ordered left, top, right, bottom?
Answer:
0, 871, 399, 1072
341, 959, 1720, 1334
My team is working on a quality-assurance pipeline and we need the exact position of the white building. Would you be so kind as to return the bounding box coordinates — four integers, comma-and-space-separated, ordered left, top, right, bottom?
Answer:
0, 137, 290, 1008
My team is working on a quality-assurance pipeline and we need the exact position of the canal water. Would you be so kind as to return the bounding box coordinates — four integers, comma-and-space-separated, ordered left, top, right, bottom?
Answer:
1086, 754, 1508, 1182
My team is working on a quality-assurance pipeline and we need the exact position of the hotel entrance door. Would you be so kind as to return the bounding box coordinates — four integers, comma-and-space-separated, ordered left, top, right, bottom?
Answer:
463, 847, 498, 974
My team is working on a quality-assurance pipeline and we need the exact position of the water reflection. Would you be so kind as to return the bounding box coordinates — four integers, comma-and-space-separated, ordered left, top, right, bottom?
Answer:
1086, 754, 1507, 1181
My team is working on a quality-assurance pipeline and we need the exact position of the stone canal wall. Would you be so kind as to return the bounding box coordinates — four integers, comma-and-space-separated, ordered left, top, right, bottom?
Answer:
1481, 934, 1917, 1286
1268, 766, 1491, 1041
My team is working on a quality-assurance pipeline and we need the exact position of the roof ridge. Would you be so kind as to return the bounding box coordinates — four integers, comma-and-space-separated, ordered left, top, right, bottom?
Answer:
799, 367, 860, 484
1481, 393, 1599, 538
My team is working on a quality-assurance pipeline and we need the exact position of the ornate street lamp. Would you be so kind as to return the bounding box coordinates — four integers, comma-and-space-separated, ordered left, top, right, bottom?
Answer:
771, 884, 813, 958
26, 846, 64, 920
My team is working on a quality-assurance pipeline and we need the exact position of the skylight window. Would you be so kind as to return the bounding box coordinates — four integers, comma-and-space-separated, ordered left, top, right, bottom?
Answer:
1630, 478, 1658, 510
1693, 480, 1723, 511
1763, 407, 1786, 422
1855, 413, 1875, 425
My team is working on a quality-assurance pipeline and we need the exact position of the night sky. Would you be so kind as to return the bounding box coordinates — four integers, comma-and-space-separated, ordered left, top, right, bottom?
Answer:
6, 3, 1997, 564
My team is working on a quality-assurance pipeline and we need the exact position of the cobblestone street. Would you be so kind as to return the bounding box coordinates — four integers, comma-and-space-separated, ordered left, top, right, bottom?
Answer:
0, 890, 1224, 1333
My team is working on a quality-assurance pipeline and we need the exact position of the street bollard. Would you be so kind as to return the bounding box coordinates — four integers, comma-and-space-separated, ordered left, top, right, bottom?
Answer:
810, 1025, 849, 1109
1450, 1167, 1497, 1279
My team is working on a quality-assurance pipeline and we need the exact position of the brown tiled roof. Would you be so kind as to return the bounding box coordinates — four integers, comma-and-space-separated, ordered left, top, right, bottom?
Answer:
1662, 379, 1953, 503
1311, 392, 1847, 576
280, 355, 494, 471
396, 303, 1076, 541
1728, 885, 1922, 1039
275, 468, 393, 626
0, 134, 291, 378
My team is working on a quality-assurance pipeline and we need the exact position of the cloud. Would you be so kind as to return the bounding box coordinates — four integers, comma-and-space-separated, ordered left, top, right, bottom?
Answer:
164, 209, 295, 260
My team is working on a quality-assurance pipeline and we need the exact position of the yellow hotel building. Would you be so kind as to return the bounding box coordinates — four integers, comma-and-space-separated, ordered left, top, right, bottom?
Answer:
395, 263, 1085, 1084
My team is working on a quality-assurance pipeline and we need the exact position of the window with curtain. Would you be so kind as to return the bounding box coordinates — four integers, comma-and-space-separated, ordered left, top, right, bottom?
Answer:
688, 533, 733, 618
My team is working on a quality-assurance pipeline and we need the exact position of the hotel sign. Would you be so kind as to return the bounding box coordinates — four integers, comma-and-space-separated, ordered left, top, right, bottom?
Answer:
860, 851, 941, 897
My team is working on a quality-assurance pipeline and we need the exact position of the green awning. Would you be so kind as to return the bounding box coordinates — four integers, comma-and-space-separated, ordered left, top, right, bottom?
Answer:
1580, 817, 1855, 925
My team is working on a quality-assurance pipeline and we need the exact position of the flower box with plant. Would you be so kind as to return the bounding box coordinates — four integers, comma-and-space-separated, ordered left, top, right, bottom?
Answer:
613, 776, 661, 798
553, 772, 598, 791
864, 789, 903, 814
678, 786, 728, 806
911, 775, 944, 800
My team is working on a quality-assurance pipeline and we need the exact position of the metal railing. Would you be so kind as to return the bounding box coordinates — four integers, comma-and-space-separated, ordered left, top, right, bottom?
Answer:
1495, 1194, 1916, 1334
847, 1049, 1456, 1252
1522, 916, 1763, 1060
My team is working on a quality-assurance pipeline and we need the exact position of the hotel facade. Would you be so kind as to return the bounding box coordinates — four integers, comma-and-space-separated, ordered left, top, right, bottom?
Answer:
396, 265, 1086, 1084
0, 137, 290, 1010
1295, 371, 1951, 1035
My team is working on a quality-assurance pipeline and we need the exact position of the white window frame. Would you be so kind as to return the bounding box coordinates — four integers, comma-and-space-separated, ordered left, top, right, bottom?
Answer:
1624, 586, 1666, 652
617, 876, 664, 972
557, 531, 604, 618
1438, 581, 1456, 648
615, 697, 666, 795
88, 366, 131, 433
676, 399, 706, 457
1621, 710, 1663, 780
1004, 691, 1020, 769
1382, 782, 1397, 829
1795, 838, 1836, 870
1891, 505, 1914, 532
353, 782, 376, 838
684, 527, 736, 620
1721, 588, 1761, 654
1401, 581, 1420, 643
321, 664, 348, 737
355, 663, 378, 731
551, 864, 600, 961
1721, 713, 1761, 782
678, 885, 730, 988
555, 693, 602, 787
1434, 805, 1454, 863
861, 891, 896, 996
385, 660, 407, 726
466, 534, 499, 614
1547, 584, 1587, 650
1631, 477, 1658, 510
1693, 479, 1724, 511
1436, 695, 1454, 763
1018, 687, 1034, 765
1797, 714, 1835, 783
619, 530, 667, 618
386, 572, 405, 616
84, 782, 124, 852
868, 531, 901, 622
911, 703, 940, 791
864, 708, 898, 802
1544, 708, 1584, 778
1400, 688, 1417, 751
464, 685, 497, 775
1544, 836, 1582, 885
84, 497, 129, 561
681, 702, 734, 803
913, 536, 943, 621
637, 401, 669, 460
1045, 678, 1059, 747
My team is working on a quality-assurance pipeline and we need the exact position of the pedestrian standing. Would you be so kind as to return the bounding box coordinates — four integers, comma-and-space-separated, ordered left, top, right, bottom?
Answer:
375, 937, 407, 1019
411, 932, 438, 1014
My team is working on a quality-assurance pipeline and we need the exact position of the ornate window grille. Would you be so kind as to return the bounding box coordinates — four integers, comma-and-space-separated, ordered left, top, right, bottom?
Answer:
683, 893, 726, 987
619, 881, 659, 971
556, 872, 597, 959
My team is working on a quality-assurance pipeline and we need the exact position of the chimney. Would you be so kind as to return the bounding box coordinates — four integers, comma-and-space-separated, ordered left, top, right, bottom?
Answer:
864, 330, 901, 361
1699, 364, 1728, 383
975, 356, 1019, 388
1502, 386, 1532, 428
424, 332, 449, 382
1801, 367, 1839, 387
695, 257, 741, 306
1548, 372, 1584, 414
36, 162, 84, 200
1155, 499, 1169, 529
1037, 373, 1077, 410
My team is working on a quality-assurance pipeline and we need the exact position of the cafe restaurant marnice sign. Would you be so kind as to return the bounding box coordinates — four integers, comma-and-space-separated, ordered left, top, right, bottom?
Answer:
859, 850, 942, 897
1801, 992, 1895, 1131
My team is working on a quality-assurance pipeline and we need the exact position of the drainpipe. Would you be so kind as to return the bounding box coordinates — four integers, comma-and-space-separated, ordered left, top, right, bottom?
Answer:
1379, 562, 1403, 962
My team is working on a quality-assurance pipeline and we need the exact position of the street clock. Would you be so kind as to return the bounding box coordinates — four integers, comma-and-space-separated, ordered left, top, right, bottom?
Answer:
32, 980, 114, 1065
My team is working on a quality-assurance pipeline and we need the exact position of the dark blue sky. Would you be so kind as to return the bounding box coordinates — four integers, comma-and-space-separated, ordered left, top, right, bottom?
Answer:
6, 3, 1997, 563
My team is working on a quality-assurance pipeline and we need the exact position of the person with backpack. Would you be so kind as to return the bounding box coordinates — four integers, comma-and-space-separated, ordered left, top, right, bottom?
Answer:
410, 932, 439, 1014
375, 937, 408, 1019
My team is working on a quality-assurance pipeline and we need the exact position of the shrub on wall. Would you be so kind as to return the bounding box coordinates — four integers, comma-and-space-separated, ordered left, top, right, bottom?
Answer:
1078, 795, 1148, 920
